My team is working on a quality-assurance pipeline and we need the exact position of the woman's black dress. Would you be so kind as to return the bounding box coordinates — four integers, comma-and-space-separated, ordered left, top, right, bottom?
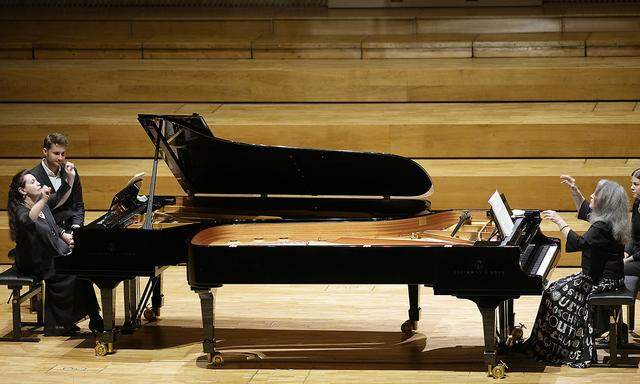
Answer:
13, 203, 100, 334
624, 199, 640, 276
527, 201, 625, 367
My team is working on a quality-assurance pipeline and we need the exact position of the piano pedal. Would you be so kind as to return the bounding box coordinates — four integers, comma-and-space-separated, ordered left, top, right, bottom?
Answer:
487, 361, 508, 379
505, 323, 526, 348
143, 306, 160, 322
400, 319, 418, 334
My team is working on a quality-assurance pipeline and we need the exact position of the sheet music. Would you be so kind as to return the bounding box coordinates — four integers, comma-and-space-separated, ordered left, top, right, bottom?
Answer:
488, 190, 514, 237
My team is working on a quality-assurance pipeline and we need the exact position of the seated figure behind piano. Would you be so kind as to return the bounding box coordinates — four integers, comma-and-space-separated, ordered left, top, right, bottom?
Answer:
7, 170, 103, 336
525, 178, 629, 368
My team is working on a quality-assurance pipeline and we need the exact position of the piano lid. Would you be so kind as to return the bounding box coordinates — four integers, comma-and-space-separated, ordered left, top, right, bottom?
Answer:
138, 114, 433, 199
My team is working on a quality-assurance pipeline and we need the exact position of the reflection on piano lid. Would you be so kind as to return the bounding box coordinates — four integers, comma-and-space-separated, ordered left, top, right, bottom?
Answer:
137, 114, 433, 201
92, 172, 176, 229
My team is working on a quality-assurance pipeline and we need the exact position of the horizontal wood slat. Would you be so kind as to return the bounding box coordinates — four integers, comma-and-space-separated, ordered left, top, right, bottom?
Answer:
1, 57, 638, 102
1, 102, 637, 158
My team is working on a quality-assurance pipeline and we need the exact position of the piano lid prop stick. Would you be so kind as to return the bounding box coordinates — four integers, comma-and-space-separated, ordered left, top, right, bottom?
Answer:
143, 127, 162, 230
450, 210, 472, 237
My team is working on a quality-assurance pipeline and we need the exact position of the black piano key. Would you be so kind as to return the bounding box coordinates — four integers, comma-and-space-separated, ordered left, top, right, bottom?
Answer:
528, 244, 551, 275
520, 243, 536, 270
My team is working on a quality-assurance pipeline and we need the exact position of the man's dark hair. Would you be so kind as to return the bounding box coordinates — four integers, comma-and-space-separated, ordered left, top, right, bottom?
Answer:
43, 133, 69, 150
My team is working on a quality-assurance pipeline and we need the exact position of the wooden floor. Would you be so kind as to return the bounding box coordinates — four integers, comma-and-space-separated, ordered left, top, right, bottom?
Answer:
0, 265, 638, 383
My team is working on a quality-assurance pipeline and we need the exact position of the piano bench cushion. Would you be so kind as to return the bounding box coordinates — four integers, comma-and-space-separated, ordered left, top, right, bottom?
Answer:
0, 266, 39, 287
587, 276, 640, 307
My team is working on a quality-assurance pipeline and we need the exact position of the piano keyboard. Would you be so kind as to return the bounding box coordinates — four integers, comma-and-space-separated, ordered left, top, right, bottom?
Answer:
520, 244, 558, 277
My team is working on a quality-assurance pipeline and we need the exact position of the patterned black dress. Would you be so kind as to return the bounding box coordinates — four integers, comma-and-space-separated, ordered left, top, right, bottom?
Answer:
528, 201, 625, 367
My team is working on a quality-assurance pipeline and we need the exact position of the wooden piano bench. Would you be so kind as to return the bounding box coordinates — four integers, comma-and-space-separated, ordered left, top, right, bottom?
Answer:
588, 275, 640, 367
0, 263, 43, 342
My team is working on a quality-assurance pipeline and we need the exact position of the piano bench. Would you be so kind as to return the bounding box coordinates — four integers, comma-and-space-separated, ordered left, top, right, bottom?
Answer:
587, 275, 640, 367
0, 265, 44, 342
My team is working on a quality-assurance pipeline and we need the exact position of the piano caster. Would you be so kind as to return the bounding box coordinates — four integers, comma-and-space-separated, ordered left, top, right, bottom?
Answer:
487, 361, 508, 379
143, 307, 159, 322
400, 319, 418, 334
95, 341, 114, 357
207, 352, 224, 367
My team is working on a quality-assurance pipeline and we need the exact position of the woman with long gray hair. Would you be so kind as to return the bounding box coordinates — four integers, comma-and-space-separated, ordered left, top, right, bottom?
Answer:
526, 177, 629, 367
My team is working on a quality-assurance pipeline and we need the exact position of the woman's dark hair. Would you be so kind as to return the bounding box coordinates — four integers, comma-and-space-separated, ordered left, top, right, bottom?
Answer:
7, 170, 28, 242
632, 168, 640, 179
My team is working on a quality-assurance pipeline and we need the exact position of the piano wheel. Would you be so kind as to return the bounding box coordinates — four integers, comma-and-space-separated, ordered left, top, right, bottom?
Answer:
95, 341, 108, 357
491, 364, 506, 379
207, 352, 224, 367
400, 319, 418, 334
143, 307, 158, 322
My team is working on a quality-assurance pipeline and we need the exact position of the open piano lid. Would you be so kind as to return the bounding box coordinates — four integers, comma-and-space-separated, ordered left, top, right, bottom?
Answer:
138, 114, 433, 200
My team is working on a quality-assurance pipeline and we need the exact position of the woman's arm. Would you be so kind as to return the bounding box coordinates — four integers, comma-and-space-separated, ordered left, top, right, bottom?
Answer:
542, 210, 571, 240
560, 175, 585, 211
28, 186, 51, 222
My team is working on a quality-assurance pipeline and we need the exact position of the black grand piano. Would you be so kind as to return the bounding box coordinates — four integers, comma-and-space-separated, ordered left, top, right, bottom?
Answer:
57, 114, 560, 370
161, 114, 560, 369
54, 113, 437, 356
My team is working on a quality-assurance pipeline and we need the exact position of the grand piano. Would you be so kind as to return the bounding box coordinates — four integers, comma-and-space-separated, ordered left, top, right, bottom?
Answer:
57, 114, 560, 369
164, 114, 561, 369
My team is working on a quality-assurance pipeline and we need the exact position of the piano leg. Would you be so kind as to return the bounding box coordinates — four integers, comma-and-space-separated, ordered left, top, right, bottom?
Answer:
468, 297, 509, 368
196, 288, 223, 366
95, 284, 119, 357
401, 284, 421, 333
122, 278, 140, 332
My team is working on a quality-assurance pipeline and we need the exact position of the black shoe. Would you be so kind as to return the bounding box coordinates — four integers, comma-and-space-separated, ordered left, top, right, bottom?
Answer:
68, 324, 81, 332
595, 335, 609, 348
595, 332, 628, 348
89, 316, 104, 333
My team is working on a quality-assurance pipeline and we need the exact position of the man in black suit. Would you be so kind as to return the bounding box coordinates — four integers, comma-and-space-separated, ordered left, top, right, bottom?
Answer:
29, 133, 84, 232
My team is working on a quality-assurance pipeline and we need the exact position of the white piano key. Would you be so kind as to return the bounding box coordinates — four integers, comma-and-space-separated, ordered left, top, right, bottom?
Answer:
535, 244, 558, 277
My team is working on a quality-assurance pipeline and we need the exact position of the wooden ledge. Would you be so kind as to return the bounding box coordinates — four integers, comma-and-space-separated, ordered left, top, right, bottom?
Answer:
0, 102, 637, 158
474, 32, 587, 57
253, 34, 363, 59
587, 32, 640, 57
363, 34, 473, 58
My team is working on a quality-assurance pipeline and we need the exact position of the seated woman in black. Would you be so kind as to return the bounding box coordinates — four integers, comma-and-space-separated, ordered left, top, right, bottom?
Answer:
622, 168, 640, 272
7, 169, 103, 336
527, 178, 629, 368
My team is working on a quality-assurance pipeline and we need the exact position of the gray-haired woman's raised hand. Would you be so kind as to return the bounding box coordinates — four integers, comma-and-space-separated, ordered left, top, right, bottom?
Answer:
560, 174, 585, 210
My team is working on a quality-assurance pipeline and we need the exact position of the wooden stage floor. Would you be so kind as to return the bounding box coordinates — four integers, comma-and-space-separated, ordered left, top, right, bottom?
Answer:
1, 265, 640, 383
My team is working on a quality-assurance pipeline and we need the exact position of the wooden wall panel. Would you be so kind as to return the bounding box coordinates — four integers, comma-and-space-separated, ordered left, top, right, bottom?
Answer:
417, 17, 561, 34
1, 102, 638, 158
0, 21, 132, 39
1, 58, 638, 102
563, 17, 640, 32
131, 20, 272, 38
273, 19, 415, 35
